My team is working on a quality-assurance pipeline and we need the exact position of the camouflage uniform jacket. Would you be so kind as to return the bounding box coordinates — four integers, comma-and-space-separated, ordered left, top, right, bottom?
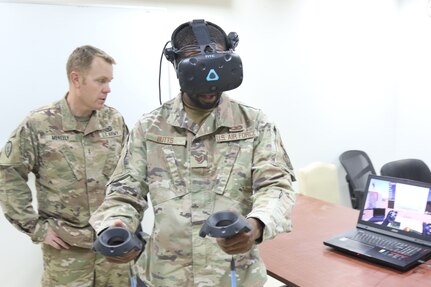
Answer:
90, 93, 296, 287
0, 97, 128, 248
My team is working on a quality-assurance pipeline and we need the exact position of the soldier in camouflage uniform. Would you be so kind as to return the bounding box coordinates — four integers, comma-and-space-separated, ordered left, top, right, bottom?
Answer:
0, 45, 131, 286
90, 21, 296, 287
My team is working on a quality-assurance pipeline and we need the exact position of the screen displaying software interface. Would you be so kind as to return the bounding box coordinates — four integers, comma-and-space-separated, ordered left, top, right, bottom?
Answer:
361, 177, 431, 237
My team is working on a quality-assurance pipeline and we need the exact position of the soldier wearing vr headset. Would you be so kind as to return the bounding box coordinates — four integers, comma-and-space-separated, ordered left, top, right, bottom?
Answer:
90, 19, 296, 287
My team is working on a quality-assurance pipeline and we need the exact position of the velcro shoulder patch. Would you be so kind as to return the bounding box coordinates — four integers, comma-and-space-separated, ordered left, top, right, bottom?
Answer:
0, 137, 21, 165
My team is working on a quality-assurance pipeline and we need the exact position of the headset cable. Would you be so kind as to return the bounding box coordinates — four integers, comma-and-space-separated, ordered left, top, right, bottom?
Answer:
230, 256, 237, 287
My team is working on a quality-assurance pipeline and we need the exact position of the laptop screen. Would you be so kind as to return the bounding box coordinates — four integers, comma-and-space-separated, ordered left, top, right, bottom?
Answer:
358, 174, 431, 244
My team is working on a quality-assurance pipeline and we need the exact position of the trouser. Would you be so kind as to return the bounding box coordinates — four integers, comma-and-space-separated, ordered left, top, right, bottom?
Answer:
41, 244, 132, 287
136, 276, 147, 287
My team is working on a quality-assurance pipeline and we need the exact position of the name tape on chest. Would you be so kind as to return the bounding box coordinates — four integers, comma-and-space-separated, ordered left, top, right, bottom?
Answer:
215, 130, 258, 142
38, 134, 78, 142
146, 133, 187, 146
100, 131, 120, 138
50, 135, 71, 141
40, 130, 120, 142
145, 131, 257, 145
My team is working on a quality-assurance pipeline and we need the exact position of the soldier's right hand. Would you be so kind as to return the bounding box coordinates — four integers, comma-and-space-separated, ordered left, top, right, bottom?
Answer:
105, 249, 140, 264
43, 227, 70, 250
104, 219, 140, 264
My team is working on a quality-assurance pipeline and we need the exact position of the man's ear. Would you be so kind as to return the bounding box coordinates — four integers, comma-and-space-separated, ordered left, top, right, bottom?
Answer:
70, 71, 80, 87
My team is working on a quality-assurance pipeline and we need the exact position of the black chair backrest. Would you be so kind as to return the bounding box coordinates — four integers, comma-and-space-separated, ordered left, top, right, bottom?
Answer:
380, 158, 431, 184
339, 150, 376, 209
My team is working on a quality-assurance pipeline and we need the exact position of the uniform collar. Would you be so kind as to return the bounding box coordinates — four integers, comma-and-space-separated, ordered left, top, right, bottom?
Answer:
59, 95, 103, 135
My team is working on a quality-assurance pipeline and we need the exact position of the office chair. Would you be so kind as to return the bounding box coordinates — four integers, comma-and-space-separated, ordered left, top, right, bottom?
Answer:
339, 150, 376, 209
380, 158, 431, 184
297, 162, 340, 205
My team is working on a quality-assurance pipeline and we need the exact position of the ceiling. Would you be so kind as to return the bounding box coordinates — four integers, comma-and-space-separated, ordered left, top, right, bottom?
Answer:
0, 0, 231, 7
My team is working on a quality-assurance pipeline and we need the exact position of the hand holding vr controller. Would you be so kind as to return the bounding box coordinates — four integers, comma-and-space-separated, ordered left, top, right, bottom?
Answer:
93, 220, 145, 264
199, 210, 264, 255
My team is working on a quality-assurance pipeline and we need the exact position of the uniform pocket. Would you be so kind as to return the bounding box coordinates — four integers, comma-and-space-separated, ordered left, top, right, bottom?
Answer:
37, 135, 83, 206
102, 152, 120, 179
59, 145, 84, 181
212, 139, 254, 211
147, 144, 188, 206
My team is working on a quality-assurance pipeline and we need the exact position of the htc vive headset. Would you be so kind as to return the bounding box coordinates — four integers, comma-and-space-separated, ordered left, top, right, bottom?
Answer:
164, 19, 243, 95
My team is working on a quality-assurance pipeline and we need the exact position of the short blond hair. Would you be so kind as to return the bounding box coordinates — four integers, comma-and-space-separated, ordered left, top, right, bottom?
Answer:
66, 45, 115, 79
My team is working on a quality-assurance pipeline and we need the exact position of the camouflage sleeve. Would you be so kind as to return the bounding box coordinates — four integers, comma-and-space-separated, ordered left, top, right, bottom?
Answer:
0, 121, 48, 243
246, 112, 296, 242
120, 116, 129, 145
90, 120, 148, 234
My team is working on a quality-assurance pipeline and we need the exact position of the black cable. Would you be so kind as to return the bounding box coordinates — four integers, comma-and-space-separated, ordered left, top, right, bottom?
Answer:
158, 41, 171, 105
230, 256, 236, 287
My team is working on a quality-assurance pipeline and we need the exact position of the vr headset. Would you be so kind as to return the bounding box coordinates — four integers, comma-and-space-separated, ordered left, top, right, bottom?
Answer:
164, 19, 243, 95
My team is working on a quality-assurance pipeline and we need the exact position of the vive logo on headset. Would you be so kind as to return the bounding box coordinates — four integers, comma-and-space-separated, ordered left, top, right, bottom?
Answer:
206, 69, 219, 82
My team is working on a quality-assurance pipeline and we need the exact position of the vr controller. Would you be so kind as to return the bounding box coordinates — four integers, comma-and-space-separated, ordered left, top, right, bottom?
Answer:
93, 227, 145, 257
199, 211, 251, 238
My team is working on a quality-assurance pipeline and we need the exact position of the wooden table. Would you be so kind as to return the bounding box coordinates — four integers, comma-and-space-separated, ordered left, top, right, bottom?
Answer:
259, 194, 431, 286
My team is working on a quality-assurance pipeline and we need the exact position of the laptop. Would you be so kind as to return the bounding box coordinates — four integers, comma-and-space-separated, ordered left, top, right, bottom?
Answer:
323, 174, 431, 271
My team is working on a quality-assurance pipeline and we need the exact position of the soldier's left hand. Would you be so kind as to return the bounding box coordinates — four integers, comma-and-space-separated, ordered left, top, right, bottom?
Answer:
43, 226, 70, 250
216, 217, 263, 255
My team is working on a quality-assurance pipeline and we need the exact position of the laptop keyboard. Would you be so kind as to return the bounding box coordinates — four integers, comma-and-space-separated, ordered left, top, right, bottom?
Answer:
352, 231, 421, 257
